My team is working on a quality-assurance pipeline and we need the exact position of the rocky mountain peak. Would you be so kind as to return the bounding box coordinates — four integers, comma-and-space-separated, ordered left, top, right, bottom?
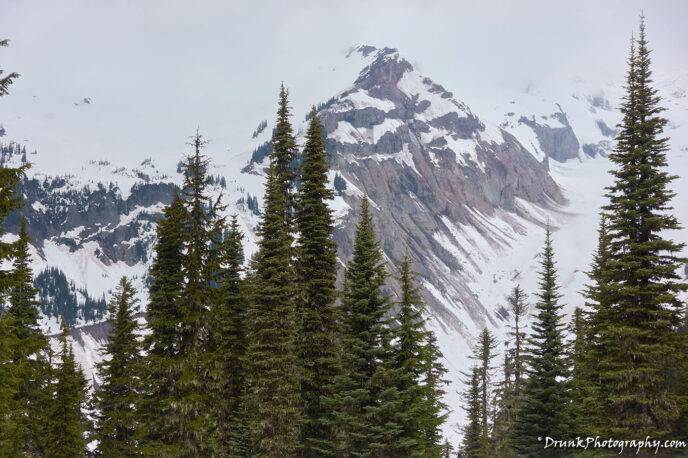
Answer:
307, 46, 566, 337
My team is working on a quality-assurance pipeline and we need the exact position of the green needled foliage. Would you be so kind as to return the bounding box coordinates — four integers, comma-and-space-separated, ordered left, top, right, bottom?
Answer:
138, 195, 187, 456
247, 86, 302, 457
599, 17, 688, 438
248, 163, 302, 456
392, 254, 448, 456
471, 328, 497, 457
295, 108, 340, 457
93, 277, 142, 457
6, 218, 50, 454
0, 39, 19, 97
328, 197, 396, 456
461, 367, 482, 458
273, 83, 298, 224
511, 225, 571, 456
0, 51, 51, 453
44, 325, 89, 458
208, 215, 251, 456
174, 131, 225, 455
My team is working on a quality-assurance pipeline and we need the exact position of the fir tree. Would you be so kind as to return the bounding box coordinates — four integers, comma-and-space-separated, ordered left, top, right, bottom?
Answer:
93, 277, 142, 457
0, 39, 19, 97
511, 225, 571, 456
506, 285, 527, 396
0, 164, 26, 298
566, 307, 590, 438
0, 45, 47, 453
247, 159, 301, 453
0, 312, 22, 453
157, 131, 224, 455
471, 328, 497, 457
491, 345, 514, 456
138, 196, 187, 456
328, 197, 396, 456
208, 215, 251, 456
8, 219, 40, 332
295, 108, 340, 456
577, 214, 613, 438
44, 325, 89, 458
392, 254, 448, 456
600, 18, 688, 437
271, 83, 298, 222
243, 85, 304, 456
178, 130, 224, 353
461, 367, 482, 458
6, 218, 49, 453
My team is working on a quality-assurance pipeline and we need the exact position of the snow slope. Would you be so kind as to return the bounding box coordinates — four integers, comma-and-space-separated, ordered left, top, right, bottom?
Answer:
1, 46, 687, 445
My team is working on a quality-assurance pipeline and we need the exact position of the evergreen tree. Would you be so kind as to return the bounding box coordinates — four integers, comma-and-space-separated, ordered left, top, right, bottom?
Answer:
44, 325, 89, 458
208, 215, 251, 456
141, 132, 225, 455
577, 214, 613, 437
0, 311, 22, 453
511, 225, 570, 456
6, 218, 50, 453
178, 131, 224, 354
93, 277, 142, 457
491, 345, 514, 456
600, 18, 688, 438
0, 163, 26, 298
0, 39, 19, 97
138, 195, 187, 455
566, 307, 590, 438
491, 286, 528, 456
328, 197, 397, 456
174, 131, 225, 455
470, 328, 497, 457
461, 367, 482, 458
247, 103, 301, 454
295, 108, 340, 456
271, 83, 298, 222
390, 254, 448, 456
8, 219, 40, 331
0, 39, 50, 454
506, 285, 527, 396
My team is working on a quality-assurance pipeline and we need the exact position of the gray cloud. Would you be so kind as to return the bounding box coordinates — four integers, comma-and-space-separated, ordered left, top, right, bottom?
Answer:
0, 0, 685, 166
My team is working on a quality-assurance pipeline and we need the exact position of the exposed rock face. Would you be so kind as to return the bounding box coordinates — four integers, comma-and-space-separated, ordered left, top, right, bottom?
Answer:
8, 46, 565, 337
10, 176, 176, 266
314, 46, 565, 332
517, 110, 581, 162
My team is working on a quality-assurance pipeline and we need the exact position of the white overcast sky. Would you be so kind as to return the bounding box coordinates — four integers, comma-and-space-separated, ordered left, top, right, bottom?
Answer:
0, 0, 686, 170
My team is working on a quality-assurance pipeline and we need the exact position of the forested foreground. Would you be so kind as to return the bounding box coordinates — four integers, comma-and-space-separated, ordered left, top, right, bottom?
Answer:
1, 18, 688, 457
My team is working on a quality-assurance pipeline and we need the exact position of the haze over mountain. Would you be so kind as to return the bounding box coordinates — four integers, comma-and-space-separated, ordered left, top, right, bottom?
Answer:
1, 1, 687, 439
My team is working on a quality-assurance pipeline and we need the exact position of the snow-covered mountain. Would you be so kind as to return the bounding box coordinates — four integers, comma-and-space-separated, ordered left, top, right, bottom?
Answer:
2, 44, 688, 440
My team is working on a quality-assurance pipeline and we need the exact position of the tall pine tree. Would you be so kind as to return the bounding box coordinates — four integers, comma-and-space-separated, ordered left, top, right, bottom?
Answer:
208, 215, 251, 456
328, 197, 396, 455
246, 87, 302, 456
44, 325, 89, 458
506, 285, 527, 397
138, 195, 187, 456
578, 213, 613, 437
0, 38, 50, 455
93, 277, 142, 457
174, 131, 225, 455
461, 367, 482, 458
0, 39, 19, 97
6, 218, 50, 454
511, 225, 570, 456
392, 254, 448, 456
471, 328, 497, 457
600, 17, 688, 438
295, 108, 340, 456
